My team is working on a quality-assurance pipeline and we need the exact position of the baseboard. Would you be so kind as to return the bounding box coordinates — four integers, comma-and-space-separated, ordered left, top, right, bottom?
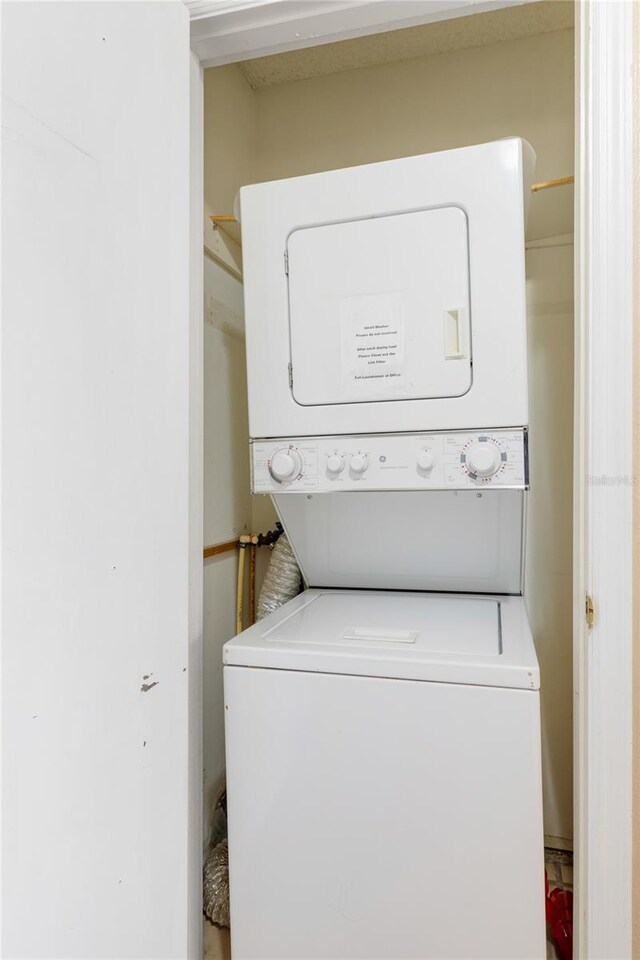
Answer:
544, 834, 574, 852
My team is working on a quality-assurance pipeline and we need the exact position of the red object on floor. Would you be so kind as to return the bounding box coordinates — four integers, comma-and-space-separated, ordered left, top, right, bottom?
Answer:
545, 869, 573, 960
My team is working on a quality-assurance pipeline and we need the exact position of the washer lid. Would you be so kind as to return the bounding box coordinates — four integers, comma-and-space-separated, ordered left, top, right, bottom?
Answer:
224, 589, 539, 690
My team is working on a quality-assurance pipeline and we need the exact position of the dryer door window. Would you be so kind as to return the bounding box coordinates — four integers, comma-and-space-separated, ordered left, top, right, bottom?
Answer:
287, 206, 472, 407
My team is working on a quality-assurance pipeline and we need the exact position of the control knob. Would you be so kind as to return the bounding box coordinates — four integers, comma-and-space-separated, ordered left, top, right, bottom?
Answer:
269, 448, 303, 484
417, 448, 436, 472
465, 441, 501, 479
326, 454, 344, 475
350, 454, 369, 475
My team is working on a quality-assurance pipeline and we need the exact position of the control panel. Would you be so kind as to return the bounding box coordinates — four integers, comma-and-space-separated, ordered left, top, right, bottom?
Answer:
251, 429, 528, 493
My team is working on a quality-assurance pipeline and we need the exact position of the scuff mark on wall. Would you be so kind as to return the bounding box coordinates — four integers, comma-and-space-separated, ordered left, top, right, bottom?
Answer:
4, 95, 96, 160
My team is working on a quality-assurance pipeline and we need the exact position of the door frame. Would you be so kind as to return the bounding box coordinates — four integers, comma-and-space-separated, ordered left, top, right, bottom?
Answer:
188, 1, 637, 955
573, 1, 635, 957
187, 0, 541, 67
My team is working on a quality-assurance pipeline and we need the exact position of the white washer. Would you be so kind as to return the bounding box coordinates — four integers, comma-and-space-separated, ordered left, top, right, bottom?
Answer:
224, 589, 545, 960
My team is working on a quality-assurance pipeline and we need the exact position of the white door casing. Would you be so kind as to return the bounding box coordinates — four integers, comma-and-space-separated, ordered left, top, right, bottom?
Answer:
191, 0, 636, 955
194, 1, 635, 954
574, 1, 635, 957
187, 0, 544, 67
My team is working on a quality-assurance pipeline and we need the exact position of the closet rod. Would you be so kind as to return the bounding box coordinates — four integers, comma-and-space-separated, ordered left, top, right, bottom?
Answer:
209, 175, 574, 226
204, 526, 283, 560
203, 538, 238, 559
530, 175, 574, 192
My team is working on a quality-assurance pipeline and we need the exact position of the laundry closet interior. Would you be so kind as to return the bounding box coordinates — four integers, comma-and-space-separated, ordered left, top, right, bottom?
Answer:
202, 1, 574, 954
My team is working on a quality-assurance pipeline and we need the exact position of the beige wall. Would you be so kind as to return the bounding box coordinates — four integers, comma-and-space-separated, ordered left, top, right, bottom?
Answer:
204, 26, 575, 842
203, 258, 251, 815
632, 1, 640, 953
254, 30, 574, 243
250, 27, 575, 842
525, 237, 574, 843
204, 64, 255, 229
202, 65, 256, 827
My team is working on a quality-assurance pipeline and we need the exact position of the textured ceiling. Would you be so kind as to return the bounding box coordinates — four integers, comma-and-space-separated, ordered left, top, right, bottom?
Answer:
238, 1, 573, 88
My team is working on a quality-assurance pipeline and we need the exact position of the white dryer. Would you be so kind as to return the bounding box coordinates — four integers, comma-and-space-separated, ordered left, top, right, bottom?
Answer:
239, 138, 535, 440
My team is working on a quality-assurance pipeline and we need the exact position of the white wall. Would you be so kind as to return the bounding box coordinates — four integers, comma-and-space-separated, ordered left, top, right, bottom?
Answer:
1, 3, 199, 957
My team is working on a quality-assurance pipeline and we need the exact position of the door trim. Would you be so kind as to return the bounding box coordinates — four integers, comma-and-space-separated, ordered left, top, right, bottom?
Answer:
187, 0, 543, 68
190, 0, 637, 953
574, 1, 635, 956
188, 48, 205, 960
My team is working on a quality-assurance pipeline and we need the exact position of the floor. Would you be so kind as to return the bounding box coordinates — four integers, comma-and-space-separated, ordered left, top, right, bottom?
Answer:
203, 921, 230, 960
545, 847, 574, 960
203, 848, 574, 960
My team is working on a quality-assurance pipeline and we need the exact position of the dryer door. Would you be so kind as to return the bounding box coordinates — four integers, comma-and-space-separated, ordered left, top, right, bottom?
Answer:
288, 207, 471, 407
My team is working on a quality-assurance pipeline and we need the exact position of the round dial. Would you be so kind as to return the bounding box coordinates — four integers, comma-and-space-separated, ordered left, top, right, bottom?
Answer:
464, 441, 501, 479
417, 448, 435, 472
269, 448, 303, 484
326, 454, 344, 475
350, 453, 369, 475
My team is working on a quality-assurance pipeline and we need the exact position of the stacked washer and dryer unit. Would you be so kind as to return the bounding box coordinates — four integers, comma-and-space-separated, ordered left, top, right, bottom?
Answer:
224, 139, 545, 960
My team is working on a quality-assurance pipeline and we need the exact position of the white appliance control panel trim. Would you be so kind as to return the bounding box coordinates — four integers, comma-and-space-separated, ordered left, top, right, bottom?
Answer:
251, 429, 528, 493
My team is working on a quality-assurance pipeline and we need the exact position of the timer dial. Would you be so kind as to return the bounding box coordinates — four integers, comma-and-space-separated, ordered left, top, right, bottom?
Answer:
269, 448, 303, 484
464, 440, 502, 479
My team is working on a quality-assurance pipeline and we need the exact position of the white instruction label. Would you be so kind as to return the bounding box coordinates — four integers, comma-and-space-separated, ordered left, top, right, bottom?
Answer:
340, 293, 407, 397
